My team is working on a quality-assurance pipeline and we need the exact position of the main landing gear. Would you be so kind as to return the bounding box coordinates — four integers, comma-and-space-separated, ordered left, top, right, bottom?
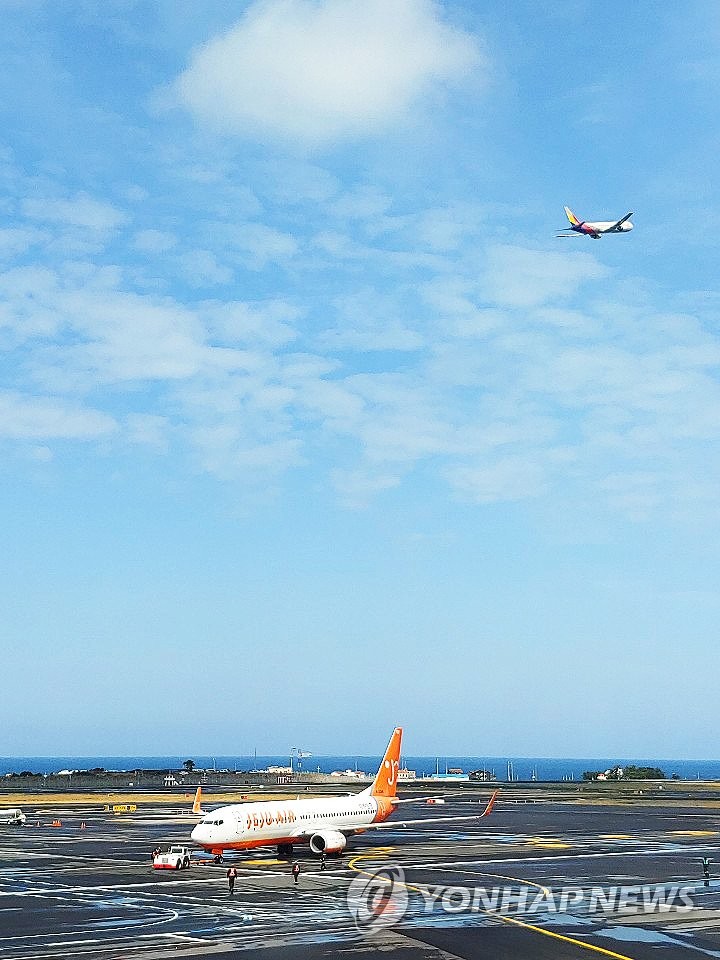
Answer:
277, 843, 293, 860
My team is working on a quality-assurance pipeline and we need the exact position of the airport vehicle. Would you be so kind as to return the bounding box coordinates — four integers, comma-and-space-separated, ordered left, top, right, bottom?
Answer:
190, 727, 498, 861
0, 808, 26, 825
152, 845, 191, 870
557, 206, 634, 239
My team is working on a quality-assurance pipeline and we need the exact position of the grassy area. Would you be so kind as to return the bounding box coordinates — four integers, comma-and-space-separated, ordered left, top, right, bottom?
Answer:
0, 791, 285, 807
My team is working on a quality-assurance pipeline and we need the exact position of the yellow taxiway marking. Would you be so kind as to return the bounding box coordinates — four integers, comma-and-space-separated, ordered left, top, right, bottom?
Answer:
670, 830, 718, 837
600, 835, 632, 840
348, 848, 636, 960
490, 911, 636, 960
528, 839, 571, 849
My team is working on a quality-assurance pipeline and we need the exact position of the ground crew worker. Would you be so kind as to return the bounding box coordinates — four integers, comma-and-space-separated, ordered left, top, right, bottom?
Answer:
152, 847, 160, 861
320, 852, 326, 871
292, 861, 300, 885
227, 865, 238, 895
702, 857, 711, 887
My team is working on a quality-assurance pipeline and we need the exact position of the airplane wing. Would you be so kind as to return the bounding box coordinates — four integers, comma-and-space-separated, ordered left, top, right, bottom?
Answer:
607, 212, 633, 232
390, 795, 445, 805
341, 790, 499, 833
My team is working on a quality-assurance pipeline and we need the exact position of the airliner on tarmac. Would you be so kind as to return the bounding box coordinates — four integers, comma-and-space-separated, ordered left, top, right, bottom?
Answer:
557, 206, 634, 239
190, 727, 498, 861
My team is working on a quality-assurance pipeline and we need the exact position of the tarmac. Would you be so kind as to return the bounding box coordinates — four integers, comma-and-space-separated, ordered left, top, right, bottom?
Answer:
3, 793, 720, 959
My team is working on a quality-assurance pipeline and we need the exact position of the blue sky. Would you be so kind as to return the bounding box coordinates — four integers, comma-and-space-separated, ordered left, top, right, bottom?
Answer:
2, 0, 719, 758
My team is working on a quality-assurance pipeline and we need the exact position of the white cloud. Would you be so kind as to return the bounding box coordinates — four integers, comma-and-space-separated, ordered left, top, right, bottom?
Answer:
21, 192, 128, 232
29, 445, 53, 462
420, 279, 507, 338
330, 186, 392, 220
174, 0, 484, 147
125, 413, 170, 450
6, 168, 720, 523
320, 290, 425, 352
36, 287, 210, 386
0, 265, 65, 340
133, 229, 177, 253
331, 467, 402, 506
414, 203, 489, 251
210, 221, 299, 269
447, 456, 548, 503
0, 390, 116, 440
192, 426, 303, 480
205, 300, 301, 347
0, 226, 45, 259
251, 159, 340, 203
480, 244, 608, 308
177, 249, 233, 287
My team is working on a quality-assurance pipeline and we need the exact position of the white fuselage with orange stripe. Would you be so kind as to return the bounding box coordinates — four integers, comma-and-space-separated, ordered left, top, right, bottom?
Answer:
191, 727, 403, 856
190, 789, 394, 854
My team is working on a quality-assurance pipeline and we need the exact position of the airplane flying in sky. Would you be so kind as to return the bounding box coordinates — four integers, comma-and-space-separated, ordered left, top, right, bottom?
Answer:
557, 206, 634, 239
190, 727, 498, 861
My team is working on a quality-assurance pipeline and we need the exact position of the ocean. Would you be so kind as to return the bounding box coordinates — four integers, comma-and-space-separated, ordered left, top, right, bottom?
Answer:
1, 755, 719, 781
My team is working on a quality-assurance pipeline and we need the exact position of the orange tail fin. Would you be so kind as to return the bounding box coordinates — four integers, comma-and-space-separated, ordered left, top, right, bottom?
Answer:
192, 786, 203, 815
480, 789, 499, 818
369, 727, 403, 798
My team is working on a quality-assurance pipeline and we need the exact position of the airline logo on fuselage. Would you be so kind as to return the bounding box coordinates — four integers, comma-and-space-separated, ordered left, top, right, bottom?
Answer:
247, 809, 296, 829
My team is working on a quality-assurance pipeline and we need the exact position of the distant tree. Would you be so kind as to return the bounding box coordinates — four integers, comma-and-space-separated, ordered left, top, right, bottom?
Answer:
183, 759, 195, 773
623, 765, 665, 780
671, 773, 681, 780
583, 765, 665, 782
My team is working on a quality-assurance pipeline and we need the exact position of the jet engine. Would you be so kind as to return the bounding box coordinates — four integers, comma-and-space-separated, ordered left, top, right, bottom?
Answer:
309, 830, 346, 854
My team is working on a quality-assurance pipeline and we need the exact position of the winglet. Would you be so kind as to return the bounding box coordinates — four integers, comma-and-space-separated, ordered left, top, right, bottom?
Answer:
369, 727, 403, 798
480, 789, 499, 818
564, 205, 581, 226
192, 786, 203, 815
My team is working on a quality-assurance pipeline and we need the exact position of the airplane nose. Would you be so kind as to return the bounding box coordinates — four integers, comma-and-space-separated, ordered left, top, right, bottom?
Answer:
190, 825, 202, 842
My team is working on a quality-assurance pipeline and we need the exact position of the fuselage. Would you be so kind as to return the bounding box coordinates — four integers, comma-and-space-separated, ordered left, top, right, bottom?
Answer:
190, 790, 394, 853
575, 219, 633, 237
